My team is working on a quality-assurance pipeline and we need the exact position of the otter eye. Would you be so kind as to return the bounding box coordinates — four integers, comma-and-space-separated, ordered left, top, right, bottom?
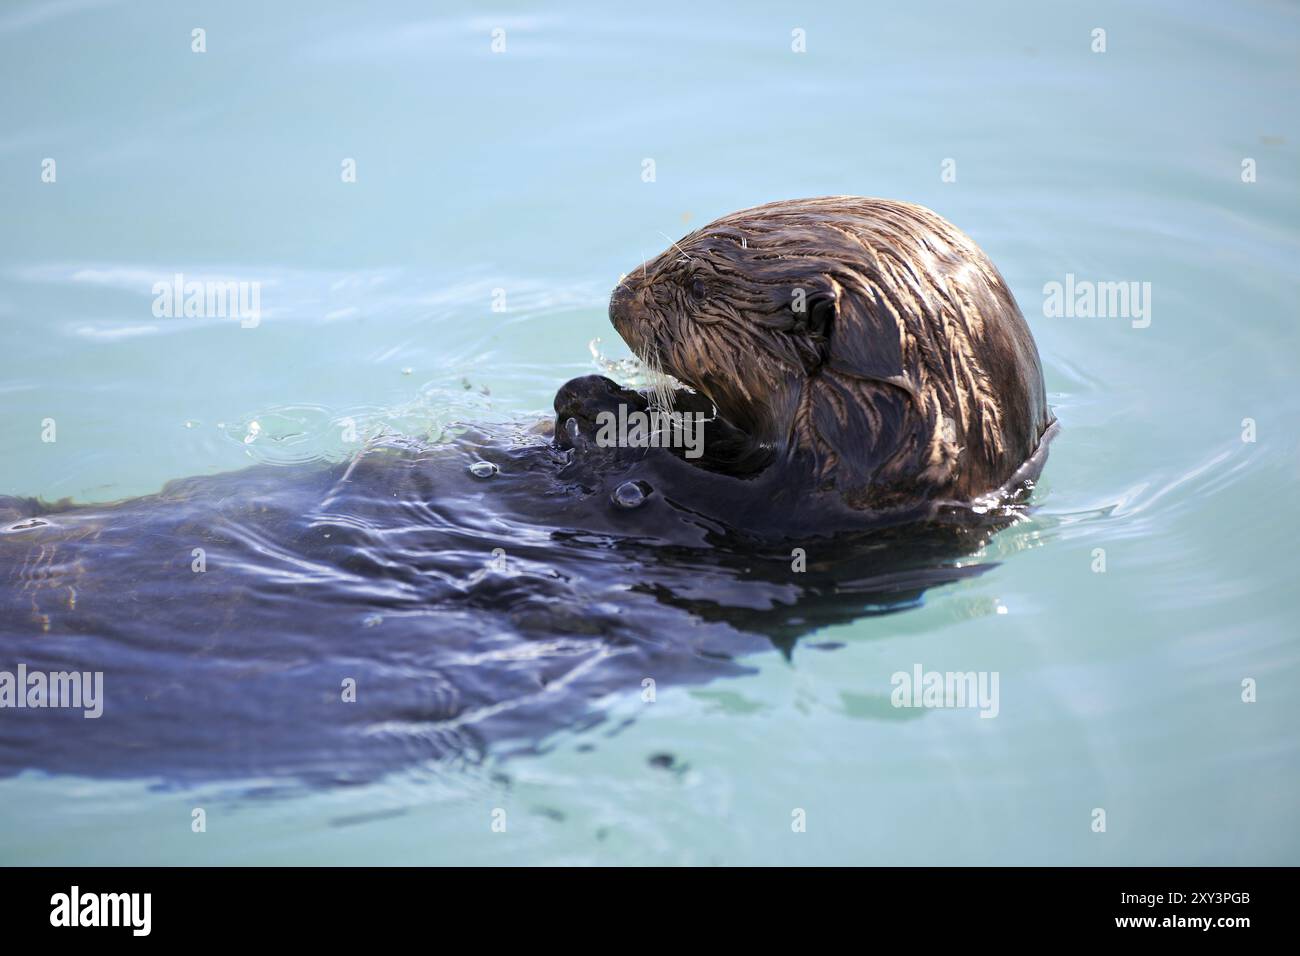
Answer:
689, 278, 706, 302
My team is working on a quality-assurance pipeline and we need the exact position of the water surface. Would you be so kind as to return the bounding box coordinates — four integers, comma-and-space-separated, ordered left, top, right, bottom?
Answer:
1, 0, 1297, 864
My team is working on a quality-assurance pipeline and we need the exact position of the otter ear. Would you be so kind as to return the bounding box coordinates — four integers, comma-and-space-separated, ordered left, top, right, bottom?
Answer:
821, 285, 905, 383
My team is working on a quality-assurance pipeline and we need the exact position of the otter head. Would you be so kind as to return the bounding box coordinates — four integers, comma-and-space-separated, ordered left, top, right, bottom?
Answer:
608, 197, 1052, 508
608, 227, 901, 442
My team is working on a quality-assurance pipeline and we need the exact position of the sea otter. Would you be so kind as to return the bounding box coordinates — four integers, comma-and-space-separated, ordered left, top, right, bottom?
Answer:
0, 197, 1055, 785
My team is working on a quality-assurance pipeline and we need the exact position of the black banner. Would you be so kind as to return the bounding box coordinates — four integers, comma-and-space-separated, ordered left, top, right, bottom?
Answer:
0, 867, 1280, 940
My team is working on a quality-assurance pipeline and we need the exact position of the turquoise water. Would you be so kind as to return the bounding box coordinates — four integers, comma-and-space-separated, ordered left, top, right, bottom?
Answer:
2, 0, 1298, 864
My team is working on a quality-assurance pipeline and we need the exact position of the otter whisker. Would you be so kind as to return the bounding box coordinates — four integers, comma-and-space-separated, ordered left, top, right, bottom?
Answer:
632, 344, 678, 416
657, 231, 694, 264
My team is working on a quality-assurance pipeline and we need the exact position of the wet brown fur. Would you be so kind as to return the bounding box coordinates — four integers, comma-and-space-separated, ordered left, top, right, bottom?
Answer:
608, 196, 1053, 509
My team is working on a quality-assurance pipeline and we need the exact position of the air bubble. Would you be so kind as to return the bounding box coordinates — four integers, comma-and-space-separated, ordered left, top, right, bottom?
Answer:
612, 480, 652, 509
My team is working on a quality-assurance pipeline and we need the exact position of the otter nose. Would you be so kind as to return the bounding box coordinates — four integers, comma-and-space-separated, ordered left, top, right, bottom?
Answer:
608, 279, 634, 328
609, 279, 646, 351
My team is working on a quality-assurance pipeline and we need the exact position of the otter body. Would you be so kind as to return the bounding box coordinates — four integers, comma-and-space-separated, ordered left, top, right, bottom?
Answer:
0, 198, 1054, 784
0, 426, 1007, 784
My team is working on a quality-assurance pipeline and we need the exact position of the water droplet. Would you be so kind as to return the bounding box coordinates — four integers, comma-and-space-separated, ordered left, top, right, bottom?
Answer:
243, 420, 261, 444
363, 614, 383, 628
184, 420, 198, 429
612, 480, 652, 509
469, 460, 499, 479
401, 367, 413, 376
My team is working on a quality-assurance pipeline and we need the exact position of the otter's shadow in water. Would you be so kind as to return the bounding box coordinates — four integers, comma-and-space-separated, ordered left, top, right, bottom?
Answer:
0, 379, 1038, 788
